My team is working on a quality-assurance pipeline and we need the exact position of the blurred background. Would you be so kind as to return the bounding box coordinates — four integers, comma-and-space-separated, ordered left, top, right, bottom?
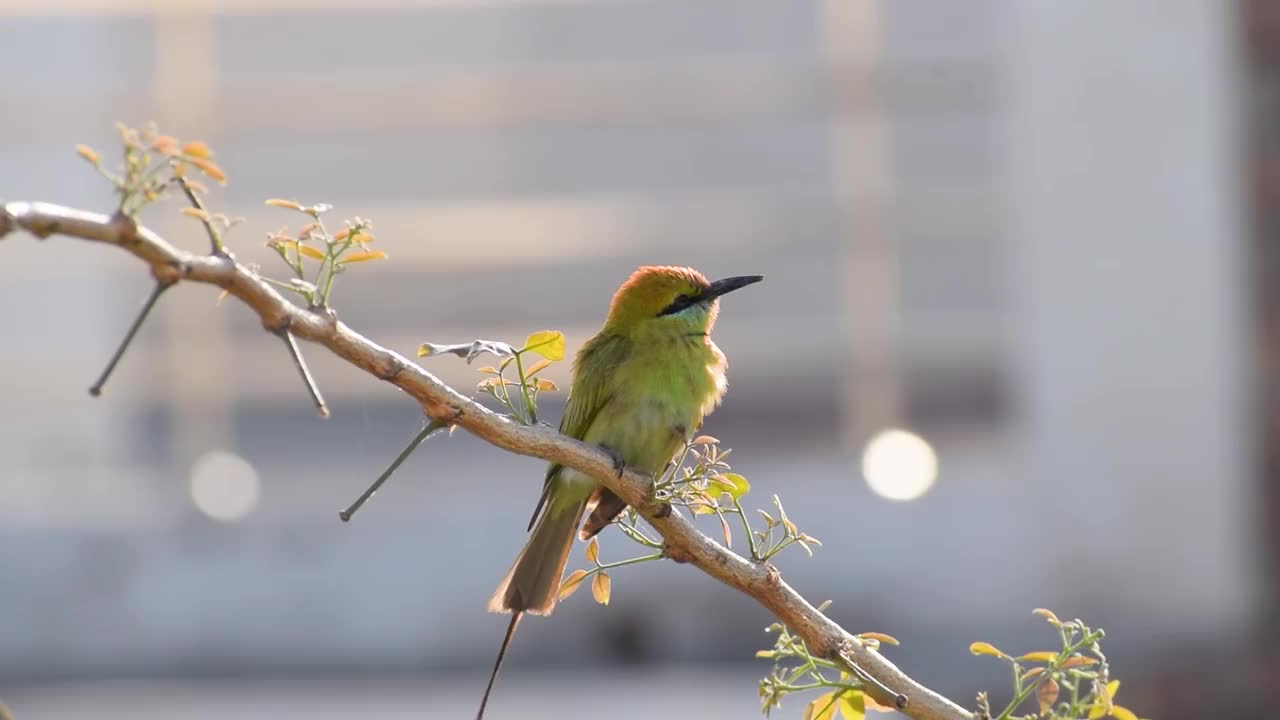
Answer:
0, 0, 1273, 718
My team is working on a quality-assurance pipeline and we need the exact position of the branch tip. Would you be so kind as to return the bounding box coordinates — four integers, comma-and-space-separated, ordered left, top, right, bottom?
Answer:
89, 279, 174, 397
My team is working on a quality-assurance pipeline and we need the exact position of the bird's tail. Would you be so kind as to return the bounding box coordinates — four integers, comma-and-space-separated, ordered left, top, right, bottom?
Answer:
477, 494, 589, 719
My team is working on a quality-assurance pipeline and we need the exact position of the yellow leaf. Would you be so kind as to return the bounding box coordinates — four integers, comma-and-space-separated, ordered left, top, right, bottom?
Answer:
804, 692, 838, 720
585, 537, 599, 564
523, 358, 552, 377
1020, 667, 1045, 683
182, 140, 213, 158
1018, 651, 1058, 663
558, 569, 588, 601
837, 690, 865, 720
754, 650, 776, 659
188, 156, 226, 184
476, 366, 499, 375
339, 250, 388, 264
536, 378, 558, 392
75, 144, 100, 165
297, 244, 327, 261
708, 473, 750, 501
969, 641, 1006, 659
858, 632, 900, 647
181, 207, 210, 221
1033, 608, 1062, 625
265, 198, 304, 211
691, 435, 719, 445
351, 231, 374, 244
1088, 681, 1120, 719
1036, 677, 1059, 714
591, 571, 611, 605
1108, 706, 1138, 720
1060, 656, 1099, 669
522, 330, 565, 361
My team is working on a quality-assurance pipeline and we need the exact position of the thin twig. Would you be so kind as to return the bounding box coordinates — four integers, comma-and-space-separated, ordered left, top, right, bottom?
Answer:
276, 326, 329, 418
176, 174, 225, 255
89, 279, 173, 397
340, 419, 446, 521
0, 200, 972, 720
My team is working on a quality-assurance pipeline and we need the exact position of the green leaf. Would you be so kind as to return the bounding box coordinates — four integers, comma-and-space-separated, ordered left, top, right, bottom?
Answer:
522, 330, 565, 360
837, 690, 865, 720
708, 472, 750, 500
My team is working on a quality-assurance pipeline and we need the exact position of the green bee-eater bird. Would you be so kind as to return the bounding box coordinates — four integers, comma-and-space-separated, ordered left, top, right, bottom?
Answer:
476, 266, 763, 718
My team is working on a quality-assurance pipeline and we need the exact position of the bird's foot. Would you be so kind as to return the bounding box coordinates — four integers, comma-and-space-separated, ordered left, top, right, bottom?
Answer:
599, 444, 626, 478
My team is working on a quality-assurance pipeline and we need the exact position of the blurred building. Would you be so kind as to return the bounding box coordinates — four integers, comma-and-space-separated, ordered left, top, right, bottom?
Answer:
0, 1, 1265, 718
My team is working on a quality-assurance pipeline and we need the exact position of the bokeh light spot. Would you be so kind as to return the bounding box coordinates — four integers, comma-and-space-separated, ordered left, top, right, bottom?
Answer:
189, 450, 260, 522
861, 429, 938, 502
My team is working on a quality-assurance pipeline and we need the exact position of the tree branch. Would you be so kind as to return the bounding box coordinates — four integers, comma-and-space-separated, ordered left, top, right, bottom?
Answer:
0, 200, 972, 720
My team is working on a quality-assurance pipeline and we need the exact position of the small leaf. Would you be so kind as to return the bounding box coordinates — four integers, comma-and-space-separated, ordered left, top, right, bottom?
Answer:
691, 435, 719, 445
837, 690, 865, 720
708, 472, 750, 500
969, 641, 1007, 659
1020, 666, 1045, 683
297, 244, 327, 261
75, 144, 101, 165
417, 339, 516, 362
188, 157, 226, 184
1018, 651, 1058, 663
585, 537, 599, 564
1088, 679, 1120, 719
1060, 656, 1099, 669
558, 569, 588, 600
339, 249, 388, 264
536, 378, 558, 392
1036, 677, 1059, 714
858, 632, 899, 647
754, 650, 776, 659
216, 289, 231, 305
591, 571, 611, 605
804, 692, 838, 720
523, 358, 553, 377
265, 198, 304, 211
719, 512, 732, 547
182, 140, 213, 158
151, 135, 179, 156
756, 509, 776, 526
181, 207, 210, 220
1033, 608, 1062, 625
476, 366, 499, 375
522, 330, 565, 361
1109, 706, 1138, 720
350, 231, 375, 244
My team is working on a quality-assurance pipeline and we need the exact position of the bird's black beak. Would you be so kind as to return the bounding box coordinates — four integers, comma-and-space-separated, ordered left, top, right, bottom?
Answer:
701, 275, 764, 303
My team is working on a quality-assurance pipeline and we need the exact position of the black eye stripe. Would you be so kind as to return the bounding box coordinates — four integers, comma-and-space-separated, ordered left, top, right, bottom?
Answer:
657, 293, 697, 316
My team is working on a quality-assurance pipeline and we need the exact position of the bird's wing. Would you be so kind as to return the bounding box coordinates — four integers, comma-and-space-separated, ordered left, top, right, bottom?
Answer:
526, 332, 630, 531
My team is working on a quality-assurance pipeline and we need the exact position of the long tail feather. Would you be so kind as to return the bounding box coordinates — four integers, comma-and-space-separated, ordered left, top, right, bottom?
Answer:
476, 612, 522, 720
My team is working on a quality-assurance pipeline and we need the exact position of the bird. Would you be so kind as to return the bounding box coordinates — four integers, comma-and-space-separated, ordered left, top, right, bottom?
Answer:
475, 266, 763, 719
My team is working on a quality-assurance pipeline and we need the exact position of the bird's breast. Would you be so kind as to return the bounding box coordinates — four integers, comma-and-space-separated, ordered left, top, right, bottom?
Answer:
583, 334, 727, 474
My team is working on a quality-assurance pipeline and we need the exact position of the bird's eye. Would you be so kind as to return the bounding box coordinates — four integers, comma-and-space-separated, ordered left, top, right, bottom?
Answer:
657, 293, 695, 317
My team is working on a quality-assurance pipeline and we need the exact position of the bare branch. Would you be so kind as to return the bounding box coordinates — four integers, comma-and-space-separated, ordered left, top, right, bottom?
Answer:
0, 200, 972, 720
